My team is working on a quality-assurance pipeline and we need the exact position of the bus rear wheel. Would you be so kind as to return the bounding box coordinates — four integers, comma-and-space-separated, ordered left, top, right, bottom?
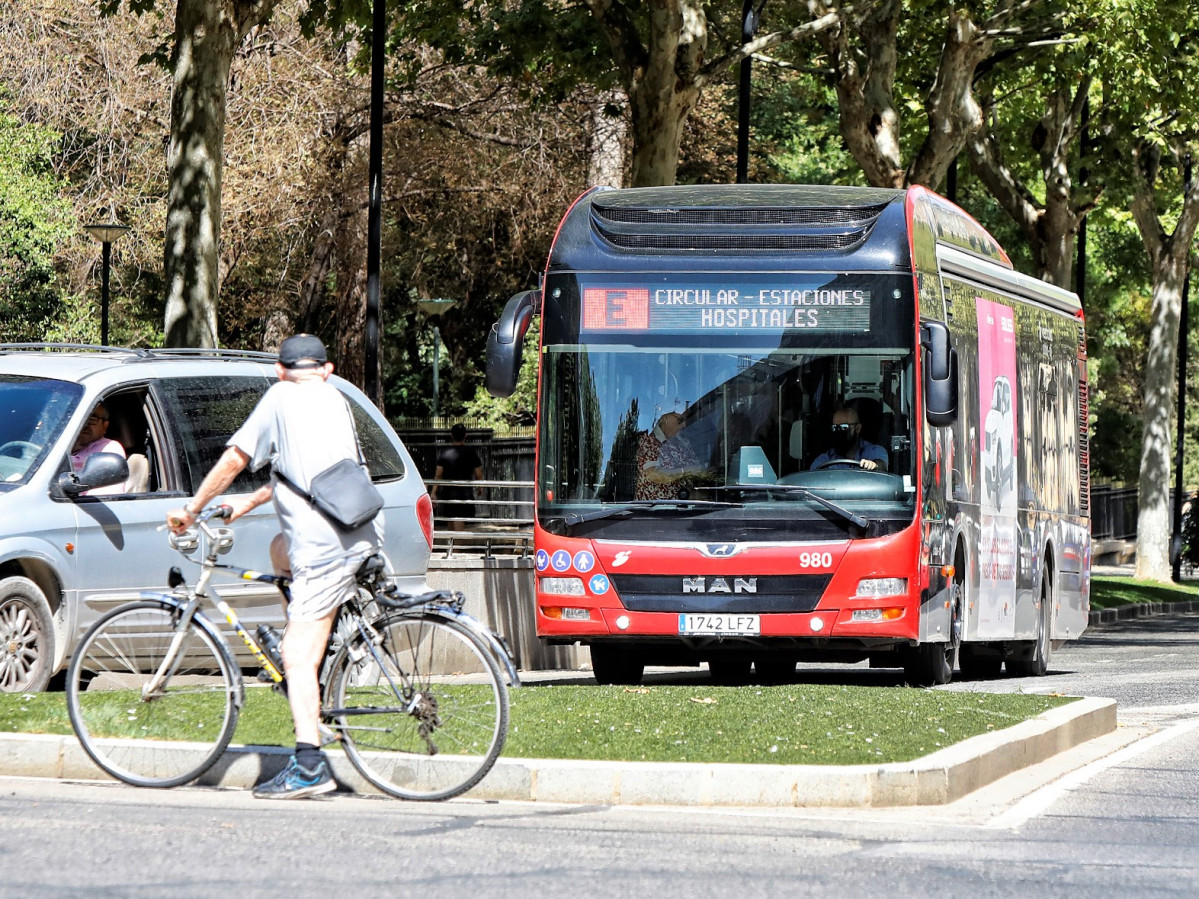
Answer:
590, 644, 645, 686
1008, 569, 1053, 677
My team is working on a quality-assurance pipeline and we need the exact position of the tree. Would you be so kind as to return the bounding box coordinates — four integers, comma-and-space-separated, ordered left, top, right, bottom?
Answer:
1088, 0, 1199, 582
0, 112, 75, 340
102, 0, 287, 348
306, 0, 845, 187
1127, 142, 1199, 581
800, 0, 1071, 192
967, 50, 1098, 286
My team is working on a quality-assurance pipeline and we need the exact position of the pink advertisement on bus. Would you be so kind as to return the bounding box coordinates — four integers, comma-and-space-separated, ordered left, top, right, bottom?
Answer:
976, 297, 1018, 638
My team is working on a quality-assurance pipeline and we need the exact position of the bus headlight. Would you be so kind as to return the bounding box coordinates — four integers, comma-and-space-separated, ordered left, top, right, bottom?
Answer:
541, 577, 586, 596
855, 577, 907, 598
542, 606, 592, 621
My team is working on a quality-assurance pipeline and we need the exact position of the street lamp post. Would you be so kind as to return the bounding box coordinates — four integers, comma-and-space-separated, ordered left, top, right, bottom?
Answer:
736, 0, 766, 184
84, 222, 130, 346
418, 298, 458, 421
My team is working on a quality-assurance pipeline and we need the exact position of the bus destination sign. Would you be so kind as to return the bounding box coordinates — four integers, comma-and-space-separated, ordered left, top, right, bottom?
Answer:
581, 279, 872, 333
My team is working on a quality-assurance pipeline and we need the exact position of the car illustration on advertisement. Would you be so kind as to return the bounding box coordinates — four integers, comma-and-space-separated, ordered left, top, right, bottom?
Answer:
983, 374, 1014, 509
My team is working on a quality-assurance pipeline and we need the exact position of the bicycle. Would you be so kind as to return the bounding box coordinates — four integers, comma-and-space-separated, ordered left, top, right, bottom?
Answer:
65, 505, 517, 801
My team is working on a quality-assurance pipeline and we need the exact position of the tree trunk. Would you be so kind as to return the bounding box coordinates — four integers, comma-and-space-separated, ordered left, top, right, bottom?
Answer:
162, 0, 282, 348
968, 81, 1091, 288
811, 0, 904, 188
588, 88, 628, 188
629, 89, 697, 187
1129, 143, 1199, 581
1136, 256, 1187, 581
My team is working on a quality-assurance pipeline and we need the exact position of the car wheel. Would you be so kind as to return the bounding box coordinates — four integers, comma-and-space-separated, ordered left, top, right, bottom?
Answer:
0, 577, 55, 693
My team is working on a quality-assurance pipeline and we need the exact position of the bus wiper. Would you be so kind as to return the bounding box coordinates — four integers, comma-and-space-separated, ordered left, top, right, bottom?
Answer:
554, 499, 743, 528
727, 484, 872, 530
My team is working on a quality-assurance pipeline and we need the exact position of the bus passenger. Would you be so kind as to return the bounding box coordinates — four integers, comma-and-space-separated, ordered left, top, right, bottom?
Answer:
810, 407, 888, 472
635, 411, 709, 499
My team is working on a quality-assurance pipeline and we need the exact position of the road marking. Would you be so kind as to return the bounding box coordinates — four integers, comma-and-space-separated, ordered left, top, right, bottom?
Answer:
986, 716, 1199, 830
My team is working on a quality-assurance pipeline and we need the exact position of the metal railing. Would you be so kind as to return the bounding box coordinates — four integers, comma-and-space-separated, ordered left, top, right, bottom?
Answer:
419, 477, 1143, 558
426, 478, 534, 559
1090, 483, 1138, 541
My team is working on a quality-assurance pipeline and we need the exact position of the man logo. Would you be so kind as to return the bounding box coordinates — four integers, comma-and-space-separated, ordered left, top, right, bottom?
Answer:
682, 577, 757, 594
703, 544, 739, 557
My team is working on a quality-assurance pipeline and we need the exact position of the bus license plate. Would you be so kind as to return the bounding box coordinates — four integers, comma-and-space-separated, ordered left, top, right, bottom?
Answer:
679, 614, 761, 636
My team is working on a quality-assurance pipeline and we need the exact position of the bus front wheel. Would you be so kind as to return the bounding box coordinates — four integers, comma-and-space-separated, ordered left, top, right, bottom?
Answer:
590, 644, 645, 686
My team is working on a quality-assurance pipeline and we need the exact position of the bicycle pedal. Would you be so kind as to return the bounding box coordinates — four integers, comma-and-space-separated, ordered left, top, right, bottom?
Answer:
256, 669, 274, 683
318, 722, 340, 746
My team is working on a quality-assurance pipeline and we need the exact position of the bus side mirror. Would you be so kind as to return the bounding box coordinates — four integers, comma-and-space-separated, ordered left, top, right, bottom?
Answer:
486, 289, 540, 398
921, 320, 958, 426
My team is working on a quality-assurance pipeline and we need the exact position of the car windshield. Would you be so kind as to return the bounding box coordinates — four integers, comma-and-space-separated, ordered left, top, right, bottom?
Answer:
0, 376, 84, 488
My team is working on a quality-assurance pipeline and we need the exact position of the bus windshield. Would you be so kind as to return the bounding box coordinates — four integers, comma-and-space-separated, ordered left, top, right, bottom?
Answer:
538, 271, 918, 541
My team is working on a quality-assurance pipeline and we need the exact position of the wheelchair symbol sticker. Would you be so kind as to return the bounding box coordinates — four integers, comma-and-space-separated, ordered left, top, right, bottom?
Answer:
551, 550, 571, 572
589, 574, 610, 595
535, 549, 549, 571
573, 551, 595, 573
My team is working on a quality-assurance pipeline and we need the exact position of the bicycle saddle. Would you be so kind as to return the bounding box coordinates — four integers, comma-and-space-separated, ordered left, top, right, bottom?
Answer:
356, 553, 387, 580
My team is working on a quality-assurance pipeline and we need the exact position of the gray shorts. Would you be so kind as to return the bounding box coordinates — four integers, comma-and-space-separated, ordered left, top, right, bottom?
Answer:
288, 553, 365, 622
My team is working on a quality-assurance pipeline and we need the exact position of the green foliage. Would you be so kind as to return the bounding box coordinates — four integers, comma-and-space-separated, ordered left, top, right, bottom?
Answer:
304, 0, 615, 101
0, 112, 76, 341
462, 320, 540, 427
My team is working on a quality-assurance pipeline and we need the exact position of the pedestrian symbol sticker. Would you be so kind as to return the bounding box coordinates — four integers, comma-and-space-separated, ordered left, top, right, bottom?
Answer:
573, 551, 595, 573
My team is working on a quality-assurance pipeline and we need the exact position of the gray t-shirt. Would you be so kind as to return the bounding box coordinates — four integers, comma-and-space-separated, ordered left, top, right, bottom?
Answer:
229, 379, 382, 570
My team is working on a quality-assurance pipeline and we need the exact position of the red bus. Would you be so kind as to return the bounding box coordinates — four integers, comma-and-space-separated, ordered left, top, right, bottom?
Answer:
487, 185, 1090, 686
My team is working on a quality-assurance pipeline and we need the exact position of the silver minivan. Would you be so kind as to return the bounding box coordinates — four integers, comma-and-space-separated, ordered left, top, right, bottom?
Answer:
0, 344, 433, 692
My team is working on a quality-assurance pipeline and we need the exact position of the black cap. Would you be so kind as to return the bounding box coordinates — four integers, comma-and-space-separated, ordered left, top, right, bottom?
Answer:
278, 334, 327, 369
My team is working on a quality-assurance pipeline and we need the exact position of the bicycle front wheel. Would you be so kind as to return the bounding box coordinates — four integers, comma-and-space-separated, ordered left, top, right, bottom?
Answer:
327, 612, 509, 801
66, 601, 242, 788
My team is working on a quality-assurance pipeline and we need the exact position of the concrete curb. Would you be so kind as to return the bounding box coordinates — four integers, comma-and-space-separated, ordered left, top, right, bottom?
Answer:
0, 696, 1115, 808
1089, 599, 1199, 626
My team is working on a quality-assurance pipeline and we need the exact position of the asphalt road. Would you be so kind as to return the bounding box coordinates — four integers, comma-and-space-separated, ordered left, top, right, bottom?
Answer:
3, 611, 1199, 897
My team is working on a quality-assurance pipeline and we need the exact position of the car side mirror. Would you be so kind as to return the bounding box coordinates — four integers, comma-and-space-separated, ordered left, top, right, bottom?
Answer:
54, 452, 130, 497
920, 321, 959, 426
486, 289, 540, 398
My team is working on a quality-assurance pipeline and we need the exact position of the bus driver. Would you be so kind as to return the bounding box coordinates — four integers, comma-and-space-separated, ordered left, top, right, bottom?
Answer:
810, 407, 888, 472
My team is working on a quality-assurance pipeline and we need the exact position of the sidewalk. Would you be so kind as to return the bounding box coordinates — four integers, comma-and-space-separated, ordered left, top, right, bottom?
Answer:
0, 696, 1114, 808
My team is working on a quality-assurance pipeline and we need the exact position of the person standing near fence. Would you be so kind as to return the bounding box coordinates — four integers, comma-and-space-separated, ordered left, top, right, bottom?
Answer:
432, 423, 484, 531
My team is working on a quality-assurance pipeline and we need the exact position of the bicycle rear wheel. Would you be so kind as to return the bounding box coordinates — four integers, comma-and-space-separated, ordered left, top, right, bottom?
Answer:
327, 612, 509, 801
66, 601, 242, 788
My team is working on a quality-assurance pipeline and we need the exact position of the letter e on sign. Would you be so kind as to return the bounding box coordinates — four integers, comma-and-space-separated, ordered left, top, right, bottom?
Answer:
583, 288, 649, 331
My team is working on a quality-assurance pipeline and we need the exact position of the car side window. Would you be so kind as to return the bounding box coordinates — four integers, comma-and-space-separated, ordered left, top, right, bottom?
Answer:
345, 396, 406, 481
155, 375, 273, 494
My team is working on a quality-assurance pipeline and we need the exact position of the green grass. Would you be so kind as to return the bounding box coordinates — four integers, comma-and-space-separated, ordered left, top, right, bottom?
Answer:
1091, 575, 1199, 610
0, 683, 1070, 766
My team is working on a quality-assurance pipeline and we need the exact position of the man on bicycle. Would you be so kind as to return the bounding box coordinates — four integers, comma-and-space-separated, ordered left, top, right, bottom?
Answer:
167, 334, 383, 799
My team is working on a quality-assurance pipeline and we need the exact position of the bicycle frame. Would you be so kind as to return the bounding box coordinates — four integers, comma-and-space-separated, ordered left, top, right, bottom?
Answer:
147, 507, 519, 709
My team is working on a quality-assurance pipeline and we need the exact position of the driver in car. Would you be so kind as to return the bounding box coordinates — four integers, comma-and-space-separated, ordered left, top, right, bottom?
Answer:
810, 407, 888, 472
70, 402, 127, 496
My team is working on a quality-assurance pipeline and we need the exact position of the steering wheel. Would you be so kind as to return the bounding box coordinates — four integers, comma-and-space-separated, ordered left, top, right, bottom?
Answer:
0, 441, 40, 462
812, 457, 863, 471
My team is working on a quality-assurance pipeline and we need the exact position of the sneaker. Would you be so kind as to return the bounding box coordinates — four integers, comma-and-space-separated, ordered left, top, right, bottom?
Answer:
252, 755, 336, 800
